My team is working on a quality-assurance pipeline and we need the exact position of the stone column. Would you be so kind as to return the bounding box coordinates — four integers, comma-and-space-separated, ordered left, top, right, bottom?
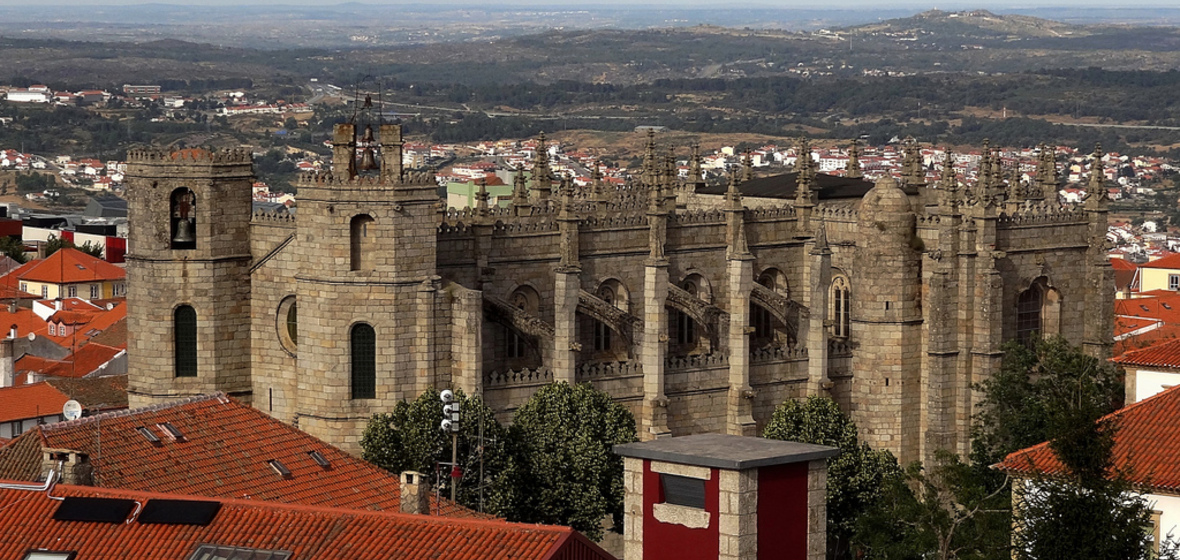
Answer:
806, 460, 828, 560
622, 457, 645, 560
451, 285, 483, 395
553, 270, 580, 384
414, 277, 439, 397
641, 262, 670, 440
717, 468, 758, 560
806, 226, 831, 396
727, 255, 756, 436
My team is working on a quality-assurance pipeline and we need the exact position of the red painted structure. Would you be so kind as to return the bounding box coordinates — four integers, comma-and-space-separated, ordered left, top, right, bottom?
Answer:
641, 462, 720, 560
756, 462, 809, 560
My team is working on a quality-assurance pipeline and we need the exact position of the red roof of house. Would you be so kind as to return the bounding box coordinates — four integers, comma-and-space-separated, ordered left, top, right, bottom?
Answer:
18, 248, 125, 285
1112, 337, 1180, 369
996, 384, 1180, 491
17, 342, 125, 381
0, 260, 41, 297
0, 483, 612, 560
0, 382, 70, 423
1142, 252, 1180, 270
1111, 258, 1139, 271
0, 393, 482, 518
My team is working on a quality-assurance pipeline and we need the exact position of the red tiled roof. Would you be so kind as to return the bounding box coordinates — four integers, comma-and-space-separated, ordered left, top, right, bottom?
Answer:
1111, 258, 1139, 271
18, 248, 125, 285
1142, 252, 1180, 270
0, 483, 613, 560
0, 393, 484, 518
1112, 337, 1180, 369
0, 260, 40, 296
996, 384, 1180, 491
0, 382, 70, 423
20, 343, 125, 380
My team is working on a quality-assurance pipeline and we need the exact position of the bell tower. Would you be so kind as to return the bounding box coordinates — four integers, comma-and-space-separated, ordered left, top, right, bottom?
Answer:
291, 98, 439, 450
124, 148, 254, 407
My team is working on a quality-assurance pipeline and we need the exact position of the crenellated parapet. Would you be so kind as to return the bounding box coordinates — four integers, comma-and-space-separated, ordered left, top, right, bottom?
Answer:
251, 208, 296, 224
814, 205, 857, 222
576, 360, 643, 382
127, 147, 253, 165
747, 204, 797, 221
669, 208, 727, 226
582, 213, 647, 230
666, 352, 730, 371
485, 367, 554, 388
298, 168, 435, 187
750, 345, 808, 363
997, 202, 1085, 227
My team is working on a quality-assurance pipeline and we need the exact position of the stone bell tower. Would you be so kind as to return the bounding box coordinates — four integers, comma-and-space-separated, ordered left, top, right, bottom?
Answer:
124, 148, 254, 407
292, 119, 441, 450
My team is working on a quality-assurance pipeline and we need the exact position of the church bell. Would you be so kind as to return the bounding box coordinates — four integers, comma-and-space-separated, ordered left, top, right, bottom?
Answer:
173, 218, 195, 244
359, 125, 379, 171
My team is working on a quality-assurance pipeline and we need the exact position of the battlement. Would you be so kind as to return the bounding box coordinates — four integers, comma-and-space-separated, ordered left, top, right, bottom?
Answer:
997, 201, 1085, 227
127, 147, 253, 165
576, 360, 643, 383
298, 169, 436, 187
252, 207, 296, 224
669, 208, 726, 226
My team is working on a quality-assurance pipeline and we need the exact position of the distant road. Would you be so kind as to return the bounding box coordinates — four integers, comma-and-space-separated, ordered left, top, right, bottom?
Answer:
1055, 122, 1180, 132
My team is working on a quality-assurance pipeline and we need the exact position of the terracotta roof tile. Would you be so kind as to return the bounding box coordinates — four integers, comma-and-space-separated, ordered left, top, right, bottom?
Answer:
996, 384, 1180, 491
1113, 337, 1180, 369
0, 381, 71, 423
0, 483, 613, 560
0, 393, 485, 518
1143, 252, 1180, 270
18, 248, 125, 285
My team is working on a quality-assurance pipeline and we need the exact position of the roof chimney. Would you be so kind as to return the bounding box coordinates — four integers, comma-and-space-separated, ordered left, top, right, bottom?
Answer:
399, 471, 430, 515
42, 448, 93, 486
0, 338, 13, 388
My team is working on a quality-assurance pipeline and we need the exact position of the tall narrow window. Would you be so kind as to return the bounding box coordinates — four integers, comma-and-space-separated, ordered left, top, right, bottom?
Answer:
350, 214, 375, 271
830, 276, 850, 338
174, 305, 197, 377
751, 302, 773, 341
350, 323, 376, 399
1017, 283, 1044, 346
170, 188, 197, 250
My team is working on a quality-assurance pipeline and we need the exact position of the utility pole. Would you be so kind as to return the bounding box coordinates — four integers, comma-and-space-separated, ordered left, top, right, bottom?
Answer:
440, 390, 460, 503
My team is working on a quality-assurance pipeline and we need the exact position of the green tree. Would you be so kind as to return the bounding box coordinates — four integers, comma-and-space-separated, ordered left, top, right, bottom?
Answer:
0, 236, 27, 264
763, 395, 903, 560
1010, 372, 1165, 560
360, 389, 507, 513
43, 235, 103, 259
970, 337, 1124, 469
493, 382, 636, 540
855, 451, 1011, 560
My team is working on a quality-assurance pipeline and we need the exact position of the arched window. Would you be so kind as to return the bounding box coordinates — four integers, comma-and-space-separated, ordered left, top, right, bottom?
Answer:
594, 285, 615, 352
675, 280, 698, 346
830, 275, 850, 338
1017, 278, 1060, 345
174, 305, 197, 377
350, 214, 375, 271
350, 323, 376, 399
506, 286, 541, 358
276, 296, 297, 354
170, 188, 197, 250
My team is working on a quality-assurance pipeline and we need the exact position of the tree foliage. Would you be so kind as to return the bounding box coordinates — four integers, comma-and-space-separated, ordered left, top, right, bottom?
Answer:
763, 395, 903, 560
360, 389, 508, 512
43, 235, 103, 259
856, 451, 1011, 560
492, 382, 637, 540
970, 337, 1124, 469
0, 236, 28, 264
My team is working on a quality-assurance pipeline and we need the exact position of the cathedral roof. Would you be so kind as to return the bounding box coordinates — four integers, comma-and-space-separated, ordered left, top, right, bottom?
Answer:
696, 171, 874, 200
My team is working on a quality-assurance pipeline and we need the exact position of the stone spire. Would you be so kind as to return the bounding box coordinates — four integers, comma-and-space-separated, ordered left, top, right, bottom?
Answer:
845, 140, 862, 179
938, 147, 959, 208
688, 143, 705, 190
591, 161, 610, 213
1031, 144, 1056, 202
742, 150, 755, 184
641, 129, 659, 190
511, 164, 531, 216
531, 132, 552, 204
663, 150, 678, 208
1084, 143, 1108, 211
795, 138, 816, 207
1005, 164, 1024, 202
475, 177, 490, 219
901, 137, 925, 188
724, 168, 750, 260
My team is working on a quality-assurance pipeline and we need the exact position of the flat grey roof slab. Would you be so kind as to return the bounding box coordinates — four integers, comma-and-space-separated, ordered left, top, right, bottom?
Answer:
614, 433, 839, 470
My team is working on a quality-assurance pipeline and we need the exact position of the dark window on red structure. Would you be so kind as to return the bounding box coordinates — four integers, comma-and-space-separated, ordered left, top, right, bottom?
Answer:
661, 473, 706, 509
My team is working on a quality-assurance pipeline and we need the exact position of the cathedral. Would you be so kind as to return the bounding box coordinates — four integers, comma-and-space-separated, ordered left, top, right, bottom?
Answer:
123, 123, 1113, 465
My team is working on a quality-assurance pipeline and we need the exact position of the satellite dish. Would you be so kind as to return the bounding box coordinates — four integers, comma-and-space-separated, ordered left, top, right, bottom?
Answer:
62, 400, 82, 421
26, 332, 35, 341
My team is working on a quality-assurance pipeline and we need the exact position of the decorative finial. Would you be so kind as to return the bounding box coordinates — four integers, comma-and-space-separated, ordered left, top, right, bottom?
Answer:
845, 140, 862, 179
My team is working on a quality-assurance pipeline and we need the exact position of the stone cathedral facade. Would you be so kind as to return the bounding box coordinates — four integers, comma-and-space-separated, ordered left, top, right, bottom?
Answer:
124, 125, 1113, 465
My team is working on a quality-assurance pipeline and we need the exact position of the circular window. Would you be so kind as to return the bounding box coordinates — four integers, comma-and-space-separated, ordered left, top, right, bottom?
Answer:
277, 296, 297, 354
